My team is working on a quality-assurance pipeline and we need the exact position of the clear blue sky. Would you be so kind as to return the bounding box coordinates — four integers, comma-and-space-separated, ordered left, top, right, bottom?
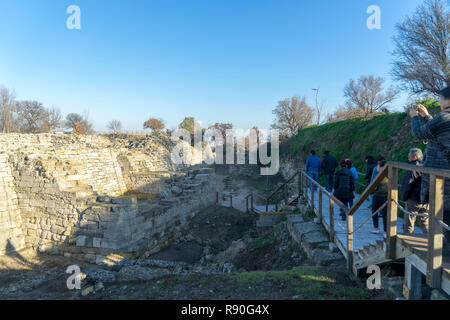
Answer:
0, 0, 424, 132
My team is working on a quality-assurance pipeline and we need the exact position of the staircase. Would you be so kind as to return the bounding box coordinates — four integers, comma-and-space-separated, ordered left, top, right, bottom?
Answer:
352, 240, 390, 274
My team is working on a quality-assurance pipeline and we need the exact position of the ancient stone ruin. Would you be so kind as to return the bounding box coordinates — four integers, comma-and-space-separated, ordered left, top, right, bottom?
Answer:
0, 133, 216, 264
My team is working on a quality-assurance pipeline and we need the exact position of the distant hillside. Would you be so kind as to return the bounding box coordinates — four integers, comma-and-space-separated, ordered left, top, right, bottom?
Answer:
281, 99, 440, 176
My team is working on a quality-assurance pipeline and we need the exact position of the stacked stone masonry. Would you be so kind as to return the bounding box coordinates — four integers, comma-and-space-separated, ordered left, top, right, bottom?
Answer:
0, 133, 216, 263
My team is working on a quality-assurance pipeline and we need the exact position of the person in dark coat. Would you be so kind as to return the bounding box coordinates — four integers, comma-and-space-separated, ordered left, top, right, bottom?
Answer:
321, 150, 338, 192
400, 148, 428, 235
364, 156, 377, 187
333, 160, 355, 221
370, 157, 389, 235
365, 156, 377, 209
410, 86, 450, 257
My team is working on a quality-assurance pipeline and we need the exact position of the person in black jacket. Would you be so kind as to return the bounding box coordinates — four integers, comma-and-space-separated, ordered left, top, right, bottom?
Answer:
365, 156, 377, 209
333, 160, 355, 221
400, 148, 429, 235
364, 156, 377, 187
322, 150, 338, 192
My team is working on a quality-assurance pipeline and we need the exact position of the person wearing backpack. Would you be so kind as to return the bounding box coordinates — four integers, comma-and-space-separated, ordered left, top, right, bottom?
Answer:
322, 150, 338, 192
369, 157, 389, 236
410, 86, 450, 257
333, 160, 355, 221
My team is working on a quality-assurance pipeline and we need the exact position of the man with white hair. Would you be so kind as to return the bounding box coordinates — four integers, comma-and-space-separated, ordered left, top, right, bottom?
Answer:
400, 148, 428, 235
410, 86, 450, 257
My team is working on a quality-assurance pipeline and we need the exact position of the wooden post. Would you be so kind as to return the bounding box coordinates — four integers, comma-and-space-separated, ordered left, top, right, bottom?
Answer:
246, 197, 249, 213
404, 256, 423, 300
386, 166, 398, 260
251, 195, 254, 211
318, 189, 323, 223
426, 175, 444, 288
329, 198, 335, 242
266, 200, 269, 212
216, 192, 219, 204
298, 172, 303, 196
347, 213, 354, 272
230, 195, 233, 208
311, 179, 315, 212
304, 175, 308, 203
285, 184, 288, 205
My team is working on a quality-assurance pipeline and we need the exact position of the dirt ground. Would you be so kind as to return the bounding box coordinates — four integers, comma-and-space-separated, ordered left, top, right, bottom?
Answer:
148, 205, 257, 263
0, 204, 391, 300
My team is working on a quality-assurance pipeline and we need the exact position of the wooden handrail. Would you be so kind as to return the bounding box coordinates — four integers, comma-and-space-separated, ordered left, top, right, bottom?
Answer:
298, 161, 448, 287
301, 170, 350, 213
347, 165, 389, 216
266, 170, 300, 201
387, 161, 450, 178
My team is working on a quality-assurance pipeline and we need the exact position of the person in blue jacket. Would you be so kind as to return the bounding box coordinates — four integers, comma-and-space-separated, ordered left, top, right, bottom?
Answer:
306, 150, 321, 191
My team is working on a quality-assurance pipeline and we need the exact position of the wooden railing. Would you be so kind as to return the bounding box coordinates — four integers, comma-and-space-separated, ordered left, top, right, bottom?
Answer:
300, 162, 450, 290
216, 162, 449, 289
265, 171, 301, 211
299, 170, 354, 269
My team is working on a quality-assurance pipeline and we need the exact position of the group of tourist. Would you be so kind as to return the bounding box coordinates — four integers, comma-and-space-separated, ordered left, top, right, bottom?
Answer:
304, 86, 450, 258
305, 150, 359, 220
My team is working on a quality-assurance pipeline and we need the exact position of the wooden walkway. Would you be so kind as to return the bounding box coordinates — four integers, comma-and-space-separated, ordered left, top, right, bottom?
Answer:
306, 186, 424, 252
299, 166, 450, 297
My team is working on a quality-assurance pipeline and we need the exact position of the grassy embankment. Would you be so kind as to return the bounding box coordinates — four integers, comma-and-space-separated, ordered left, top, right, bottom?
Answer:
282, 98, 440, 193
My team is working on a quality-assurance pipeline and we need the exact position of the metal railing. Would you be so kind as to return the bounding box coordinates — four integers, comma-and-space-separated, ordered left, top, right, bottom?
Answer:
216, 192, 263, 214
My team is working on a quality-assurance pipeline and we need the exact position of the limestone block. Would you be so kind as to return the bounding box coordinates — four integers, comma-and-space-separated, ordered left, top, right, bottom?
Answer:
76, 235, 87, 247
93, 238, 102, 248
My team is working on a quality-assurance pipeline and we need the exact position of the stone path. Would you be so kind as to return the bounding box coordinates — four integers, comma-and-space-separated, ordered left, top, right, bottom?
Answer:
306, 187, 424, 251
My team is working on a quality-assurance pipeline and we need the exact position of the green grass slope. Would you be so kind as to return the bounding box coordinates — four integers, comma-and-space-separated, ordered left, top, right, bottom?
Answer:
282, 99, 440, 179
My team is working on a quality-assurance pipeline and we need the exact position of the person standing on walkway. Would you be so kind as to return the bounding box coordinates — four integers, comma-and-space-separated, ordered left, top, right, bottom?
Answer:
321, 150, 338, 192
306, 150, 321, 191
365, 156, 377, 209
370, 157, 388, 236
400, 148, 429, 235
410, 86, 450, 257
364, 156, 377, 187
333, 160, 355, 221
345, 159, 358, 208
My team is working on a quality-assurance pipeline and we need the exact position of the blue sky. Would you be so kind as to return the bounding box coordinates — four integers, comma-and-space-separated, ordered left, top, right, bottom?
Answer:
0, 0, 424, 132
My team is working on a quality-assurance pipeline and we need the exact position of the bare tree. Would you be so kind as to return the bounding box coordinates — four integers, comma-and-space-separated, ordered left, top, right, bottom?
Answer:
0, 86, 17, 133
343, 75, 399, 117
271, 96, 314, 138
392, 0, 449, 95
107, 120, 122, 134
16, 101, 48, 133
42, 107, 63, 132
143, 118, 165, 132
65, 113, 94, 134
65, 113, 83, 129
208, 122, 232, 139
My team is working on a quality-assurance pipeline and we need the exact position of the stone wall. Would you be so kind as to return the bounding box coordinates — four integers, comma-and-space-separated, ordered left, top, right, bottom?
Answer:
0, 133, 216, 262
0, 154, 25, 255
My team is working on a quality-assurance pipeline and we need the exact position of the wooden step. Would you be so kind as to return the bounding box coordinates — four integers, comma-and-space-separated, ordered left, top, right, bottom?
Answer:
368, 243, 377, 255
